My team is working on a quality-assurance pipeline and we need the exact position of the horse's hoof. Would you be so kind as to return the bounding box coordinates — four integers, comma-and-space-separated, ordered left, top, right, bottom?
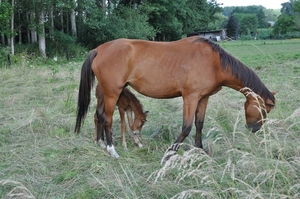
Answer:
107, 145, 120, 158
123, 147, 128, 151
98, 140, 106, 149
161, 150, 177, 164
137, 143, 143, 148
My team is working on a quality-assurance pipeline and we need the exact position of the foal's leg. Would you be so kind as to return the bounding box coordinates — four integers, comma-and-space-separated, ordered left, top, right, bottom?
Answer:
126, 110, 143, 148
194, 97, 209, 149
162, 95, 198, 162
118, 108, 128, 150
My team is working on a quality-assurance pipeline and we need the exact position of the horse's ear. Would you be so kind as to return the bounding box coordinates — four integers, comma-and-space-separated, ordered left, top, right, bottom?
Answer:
266, 98, 275, 106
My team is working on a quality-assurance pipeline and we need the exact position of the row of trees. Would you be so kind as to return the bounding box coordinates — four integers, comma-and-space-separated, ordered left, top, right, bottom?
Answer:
225, 0, 300, 39
0, 0, 222, 57
1, 0, 300, 59
225, 5, 271, 39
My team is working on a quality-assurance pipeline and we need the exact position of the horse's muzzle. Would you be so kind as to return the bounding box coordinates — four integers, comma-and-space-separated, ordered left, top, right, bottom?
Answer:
132, 130, 140, 135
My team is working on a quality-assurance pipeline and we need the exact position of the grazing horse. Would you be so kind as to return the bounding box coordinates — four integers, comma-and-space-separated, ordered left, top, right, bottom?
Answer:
94, 85, 148, 151
75, 36, 276, 161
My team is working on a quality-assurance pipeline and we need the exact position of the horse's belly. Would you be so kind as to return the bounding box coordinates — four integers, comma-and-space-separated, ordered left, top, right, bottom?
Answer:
128, 80, 181, 99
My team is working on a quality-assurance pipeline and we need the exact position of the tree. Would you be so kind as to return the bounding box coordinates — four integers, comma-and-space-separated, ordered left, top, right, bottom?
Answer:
226, 15, 239, 39
273, 0, 300, 35
281, 0, 294, 15
10, 0, 15, 55
273, 14, 296, 34
38, 0, 46, 57
144, 0, 183, 41
257, 8, 269, 28
293, 0, 300, 30
239, 14, 258, 36
0, 0, 12, 45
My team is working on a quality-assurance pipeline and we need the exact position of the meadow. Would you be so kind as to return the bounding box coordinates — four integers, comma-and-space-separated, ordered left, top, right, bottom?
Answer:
0, 39, 300, 199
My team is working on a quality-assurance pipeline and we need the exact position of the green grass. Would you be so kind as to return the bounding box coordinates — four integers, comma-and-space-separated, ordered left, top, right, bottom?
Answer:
1, 39, 300, 198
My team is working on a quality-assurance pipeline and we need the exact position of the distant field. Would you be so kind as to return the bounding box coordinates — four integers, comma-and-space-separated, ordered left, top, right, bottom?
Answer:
0, 39, 299, 198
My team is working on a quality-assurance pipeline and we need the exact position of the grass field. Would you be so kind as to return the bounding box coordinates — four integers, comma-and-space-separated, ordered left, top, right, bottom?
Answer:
1, 39, 300, 199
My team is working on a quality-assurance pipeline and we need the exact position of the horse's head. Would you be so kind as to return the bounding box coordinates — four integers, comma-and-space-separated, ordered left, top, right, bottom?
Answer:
240, 88, 275, 132
132, 111, 149, 135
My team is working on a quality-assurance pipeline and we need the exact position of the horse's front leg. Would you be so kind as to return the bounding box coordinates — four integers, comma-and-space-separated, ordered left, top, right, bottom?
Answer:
194, 97, 209, 149
162, 95, 198, 163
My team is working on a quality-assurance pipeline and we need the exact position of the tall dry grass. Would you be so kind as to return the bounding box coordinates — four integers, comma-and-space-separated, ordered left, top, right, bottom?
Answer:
1, 40, 300, 198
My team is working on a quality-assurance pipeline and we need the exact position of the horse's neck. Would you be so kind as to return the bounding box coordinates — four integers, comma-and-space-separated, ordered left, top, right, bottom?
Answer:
221, 70, 245, 92
221, 66, 270, 102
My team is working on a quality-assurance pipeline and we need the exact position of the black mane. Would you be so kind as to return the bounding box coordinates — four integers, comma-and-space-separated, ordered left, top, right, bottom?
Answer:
194, 37, 275, 104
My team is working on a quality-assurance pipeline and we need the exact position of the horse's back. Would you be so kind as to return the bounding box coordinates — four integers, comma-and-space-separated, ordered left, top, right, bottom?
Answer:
92, 37, 222, 99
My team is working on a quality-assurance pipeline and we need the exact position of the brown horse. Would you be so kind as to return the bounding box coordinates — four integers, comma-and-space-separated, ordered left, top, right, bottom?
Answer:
94, 85, 148, 151
75, 36, 276, 160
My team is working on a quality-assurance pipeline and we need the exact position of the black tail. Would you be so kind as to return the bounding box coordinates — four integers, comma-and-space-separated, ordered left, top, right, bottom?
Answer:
75, 50, 98, 133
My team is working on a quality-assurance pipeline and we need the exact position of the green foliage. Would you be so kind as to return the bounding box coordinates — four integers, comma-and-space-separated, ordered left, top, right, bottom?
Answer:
257, 28, 274, 39
46, 31, 87, 59
226, 15, 239, 39
78, 5, 156, 47
239, 14, 258, 35
0, 0, 12, 35
273, 0, 300, 38
273, 14, 297, 35
0, 46, 10, 68
144, 0, 184, 40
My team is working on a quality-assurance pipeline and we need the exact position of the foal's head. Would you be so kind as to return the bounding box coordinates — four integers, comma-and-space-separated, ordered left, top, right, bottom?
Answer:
240, 88, 275, 132
131, 111, 149, 135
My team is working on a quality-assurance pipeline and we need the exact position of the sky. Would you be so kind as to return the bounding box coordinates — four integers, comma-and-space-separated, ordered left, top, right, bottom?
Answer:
216, 0, 286, 9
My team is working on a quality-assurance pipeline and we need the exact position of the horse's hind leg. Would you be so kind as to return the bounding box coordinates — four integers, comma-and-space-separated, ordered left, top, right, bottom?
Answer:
94, 110, 106, 149
104, 96, 120, 158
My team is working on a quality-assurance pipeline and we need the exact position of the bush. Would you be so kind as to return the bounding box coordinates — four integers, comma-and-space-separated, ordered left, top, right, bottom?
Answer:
0, 46, 10, 68
257, 28, 273, 39
47, 31, 87, 59
273, 31, 300, 39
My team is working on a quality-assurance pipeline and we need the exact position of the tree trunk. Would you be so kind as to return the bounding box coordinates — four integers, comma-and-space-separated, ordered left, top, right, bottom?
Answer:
31, 13, 37, 43
70, 8, 77, 37
50, 6, 54, 39
18, 4, 22, 44
1, 35, 4, 45
26, 12, 31, 43
11, 0, 14, 55
66, 10, 69, 34
60, 8, 64, 33
38, 10, 46, 57
102, 0, 106, 13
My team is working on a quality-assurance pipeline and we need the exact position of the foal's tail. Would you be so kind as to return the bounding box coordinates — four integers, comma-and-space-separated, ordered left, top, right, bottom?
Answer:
75, 50, 98, 133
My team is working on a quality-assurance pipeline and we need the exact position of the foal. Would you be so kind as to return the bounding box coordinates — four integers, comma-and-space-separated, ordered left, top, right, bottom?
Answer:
94, 84, 148, 150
